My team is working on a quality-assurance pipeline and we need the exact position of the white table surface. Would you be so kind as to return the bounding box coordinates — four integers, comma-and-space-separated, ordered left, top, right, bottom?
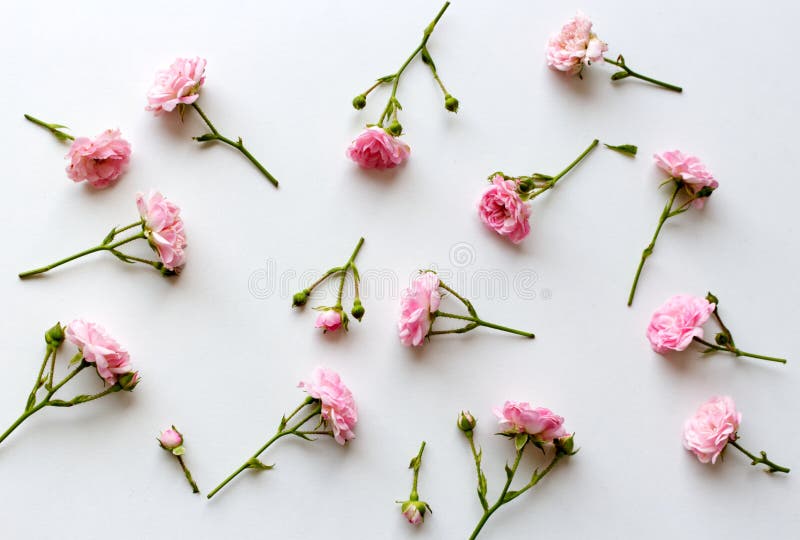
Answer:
1, 1, 798, 538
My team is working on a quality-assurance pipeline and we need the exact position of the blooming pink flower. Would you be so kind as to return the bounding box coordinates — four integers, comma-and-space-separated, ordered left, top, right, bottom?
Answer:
65, 129, 131, 188
65, 320, 132, 385
654, 150, 718, 208
299, 367, 357, 445
315, 310, 343, 333
647, 295, 716, 354
159, 428, 183, 450
146, 57, 207, 115
683, 396, 741, 464
494, 401, 567, 442
346, 127, 410, 169
478, 175, 531, 244
546, 12, 608, 75
136, 191, 187, 271
398, 272, 442, 347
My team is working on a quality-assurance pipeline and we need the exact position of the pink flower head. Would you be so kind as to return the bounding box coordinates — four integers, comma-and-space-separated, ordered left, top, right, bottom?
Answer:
146, 57, 207, 115
400, 501, 427, 525
65, 319, 132, 385
136, 191, 187, 271
654, 150, 718, 208
398, 272, 442, 347
66, 129, 131, 189
478, 175, 531, 244
346, 127, 410, 170
682, 396, 741, 464
158, 428, 183, 450
298, 367, 358, 445
647, 294, 716, 354
315, 309, 343, 333
546, 12, 608, 75
494, 401, 567, 442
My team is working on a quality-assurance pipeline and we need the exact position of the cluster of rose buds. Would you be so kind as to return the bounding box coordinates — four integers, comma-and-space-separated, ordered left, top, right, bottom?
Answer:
398, 271, 534, 347
292, 238, 366, 334
627, 151, 718, 305
347, 2, 458, 170
0, 320, 138, 448
158, 426, 200, 493
19, 190, 186, 278
546, 12, 682, 92
478, 139, 599, 244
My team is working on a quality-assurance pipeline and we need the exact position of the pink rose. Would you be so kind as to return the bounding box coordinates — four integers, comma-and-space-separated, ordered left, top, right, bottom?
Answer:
346, 127, 410, 170
546, 12, 608, 75
136, 191, 187, 271
401, 502, 425, 525
159, 428, 183, 450
65, 129, 131, 188
298, 367, 357, 445
654, 150, 718, 208
315, 310, 343, 333
683, 396, 741, 464
65, 319, 132, 385
478, 175, 531, 244
647, 295, 716, 354
398, 272, 442, 347
146, 57, 207, 115
494, 401, 567, 442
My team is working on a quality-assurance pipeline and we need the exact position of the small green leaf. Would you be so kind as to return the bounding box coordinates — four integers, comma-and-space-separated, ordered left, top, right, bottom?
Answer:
514, 433, 529, 451
503, 490, 519, 502
377, 74, 396, 83
101, 227, 117, 245
246, 458, 274, 471
611, 71, 630, 81
504, 463, 514, 480
604, 143, 638, 157
193, 133, 217, 142
172, 445, 186, 456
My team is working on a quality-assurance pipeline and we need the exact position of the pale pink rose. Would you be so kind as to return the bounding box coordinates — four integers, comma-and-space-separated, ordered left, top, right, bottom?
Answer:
315, 310, 343, 333
146, 57, 207, 115
546, 12, 608, 75
401, 502, 424, 525
298, 367, 357, 445
494, 401, 567, 442
647, 295, 716, 354
159, 428, 183, 450
136, 191, 187, 271
65, 319, 132, 385
65, 129, 131, 188
654, 150, 718, 208
682, 396, 741, 464
398, 272, 442, 347
478, 176, 531, 244
346, 127, 410, 169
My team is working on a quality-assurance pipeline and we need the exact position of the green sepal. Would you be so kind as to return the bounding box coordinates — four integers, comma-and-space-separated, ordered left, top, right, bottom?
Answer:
172, 445, 186, 456
514, 433, 529, 451
101, 227, 117, 245
611, 71, 630, 81
376, 74, 396, 83
246, 458, 274, 471
604, 143, 638, 157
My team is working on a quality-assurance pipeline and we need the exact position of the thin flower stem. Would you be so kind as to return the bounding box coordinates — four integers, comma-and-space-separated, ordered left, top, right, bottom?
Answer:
27, 347, 54, 410
114, 220, 145, 236
19, 233, 146, 278
409, 441, 426, 500
436, 312, 534, 339
528, 139, 599, 200
728, 439, 790, 473
23, 114, 75, 141
307, 267, 344, 293
627, 182, 681, 306
603, 57, 683, 93
177, 455, 200, 493
108, 251, 163, 270
692, 337, 787, 364
466, 433, 488, 510
335, 238, 365, 307
438, 280, 477, 317
190, 103, 279, 187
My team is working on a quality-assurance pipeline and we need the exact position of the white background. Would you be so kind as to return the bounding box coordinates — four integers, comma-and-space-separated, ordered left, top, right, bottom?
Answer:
1, 1, 798, 538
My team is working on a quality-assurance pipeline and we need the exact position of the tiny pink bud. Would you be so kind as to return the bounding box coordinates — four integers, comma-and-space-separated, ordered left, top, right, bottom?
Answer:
158, 427, 183, 450
315, 309, 343, 333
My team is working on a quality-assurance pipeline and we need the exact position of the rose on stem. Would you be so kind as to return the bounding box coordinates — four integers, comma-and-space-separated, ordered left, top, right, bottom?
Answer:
158, 426, 200, 493
396, 441, 432, 525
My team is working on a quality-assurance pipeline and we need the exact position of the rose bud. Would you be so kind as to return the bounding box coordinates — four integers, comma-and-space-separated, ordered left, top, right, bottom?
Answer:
45, 323, 65, 347
118, 371, 140, 392
351, 299, 365, 321
458, 410, 477, 432
352, 94, 367, 110
158, 426, 185, 454
388, 120, 403, 136
444, 94, 459, 113
315, 309, 344, 333
400, 500, 430, 525
292, 289, 310, 307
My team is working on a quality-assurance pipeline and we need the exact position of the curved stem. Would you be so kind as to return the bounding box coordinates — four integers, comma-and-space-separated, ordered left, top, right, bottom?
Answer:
603, 56, 683, 93
190, 103, 279, 187
627, 182, 681, 306
438, 281, 477, 317
19, 233, 145, 278
692, 337, 786, 364
177, 455, 200, 493
24, 114, 75, 141
528, 139, 599, 200
436, 312, 534, 339
728, 439, 790, 473
334, 238, 365, 308
468, 447, 524, 540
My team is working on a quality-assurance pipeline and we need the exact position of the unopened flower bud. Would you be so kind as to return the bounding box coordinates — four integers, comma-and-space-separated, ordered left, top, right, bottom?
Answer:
293, 289, 311, 307
457, 410, 477, 432
706, 292, 719, 305
158, 426, 184, 453
556, 433, 576, 456
400, 500, 429, 525
351, 299, 365, 321
45, 322, 65, 347
315, 308, 344, 333
444, 94, 459, 113
352, 94, 367, 110
715, 332, 730, 346
118, 371, 140, 392
387, 120, 403, 137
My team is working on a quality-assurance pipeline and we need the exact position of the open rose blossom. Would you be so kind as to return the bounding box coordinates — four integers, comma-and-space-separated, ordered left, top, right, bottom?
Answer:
347, 127, 410, 170
66, 129, 131, 188
682, 396, 741, 464
65, 319, 132, 385
398, 272, 442, 347
146, 57, 207, 115
478, 176, 532, 244
654, 150, 718, 208
494, 401, 567, 442
136, 191, 187, 271
647, 295, 716, 354
546, 12, 608, 75
315, 310, 343, 333
299, 367, 358, 445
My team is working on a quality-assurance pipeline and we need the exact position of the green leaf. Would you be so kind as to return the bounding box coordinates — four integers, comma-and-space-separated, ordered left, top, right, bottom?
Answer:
377, 74, 396, 83
611, 71, 630, 81
504, 463, 514, 480
193, 133, 217, 142
246, 458, 274, 471
604, 143, 638, 157
503, 490, 518, 502
101, 227, 117, 245
278, 415, 287, 432
514, 433, 529, 451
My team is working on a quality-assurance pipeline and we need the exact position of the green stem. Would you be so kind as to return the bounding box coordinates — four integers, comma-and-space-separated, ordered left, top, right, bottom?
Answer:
728, 439, 790, 474
438, 280, 477, 317
466, 432, 488, 510
19, 233, 145, 278
528, 139, 599, 200
692, 337, 787, 364
436, 312, 534, 339
627, 182, 681, 306
409, 440, 426, 500
177, 455, 200, 493
26, 347, 54, 410
603, 57, 683, 93
24, 114, 75, 141
334, 237, 365, 307
190, 103, 279, 187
